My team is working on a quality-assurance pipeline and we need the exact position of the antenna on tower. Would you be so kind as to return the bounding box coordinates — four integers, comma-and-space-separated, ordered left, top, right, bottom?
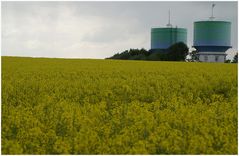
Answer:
166, 10, 173, 27
209, 3, 216, 20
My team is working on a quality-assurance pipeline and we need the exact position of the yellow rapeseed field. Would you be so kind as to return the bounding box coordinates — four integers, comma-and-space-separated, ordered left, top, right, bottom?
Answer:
1, 56, 238, 154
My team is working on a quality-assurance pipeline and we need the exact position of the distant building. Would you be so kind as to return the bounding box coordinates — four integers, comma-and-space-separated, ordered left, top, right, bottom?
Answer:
151, 11, 187, 52
193, 3, 232, 63
193, 21, 231, 62
151, 27, 187, 52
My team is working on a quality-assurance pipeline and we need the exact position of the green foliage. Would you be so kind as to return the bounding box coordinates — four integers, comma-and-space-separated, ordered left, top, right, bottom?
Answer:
108, 42, 188, 61
2, 56, 237, 154
225, 59, 231, 63
167, 42, 189, 61
107, 48, 149, 60
232, 53, 238, 63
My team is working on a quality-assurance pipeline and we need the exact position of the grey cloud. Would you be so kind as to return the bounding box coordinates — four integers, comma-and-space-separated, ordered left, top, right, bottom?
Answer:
2, 1, 238, 59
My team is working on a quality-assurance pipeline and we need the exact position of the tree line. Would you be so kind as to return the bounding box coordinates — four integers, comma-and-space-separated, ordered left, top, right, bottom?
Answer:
107, 42, 238, 63
106, 42, 189, 61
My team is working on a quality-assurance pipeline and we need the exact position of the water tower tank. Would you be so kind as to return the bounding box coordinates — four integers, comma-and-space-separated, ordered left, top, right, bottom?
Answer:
151, 28, 187, 50
193, 21, 231, 52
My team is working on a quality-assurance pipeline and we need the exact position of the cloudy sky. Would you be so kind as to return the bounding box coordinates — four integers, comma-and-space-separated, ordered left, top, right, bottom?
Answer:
2, 1, 238, 59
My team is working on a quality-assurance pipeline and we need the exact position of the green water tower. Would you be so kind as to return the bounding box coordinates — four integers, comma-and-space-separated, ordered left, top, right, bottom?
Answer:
150, 10, 187, 51
151, 27, 187, 50
193, 3, 232, 62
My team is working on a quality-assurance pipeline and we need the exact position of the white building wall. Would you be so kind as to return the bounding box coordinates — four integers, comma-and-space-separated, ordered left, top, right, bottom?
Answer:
198, 53, 226, 63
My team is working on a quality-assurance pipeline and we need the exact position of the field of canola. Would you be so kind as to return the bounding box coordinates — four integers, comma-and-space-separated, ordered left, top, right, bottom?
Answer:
1, 56, 238, 154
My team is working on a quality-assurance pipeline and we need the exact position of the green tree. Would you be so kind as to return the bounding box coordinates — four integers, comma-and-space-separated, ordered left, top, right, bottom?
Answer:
224, 59, 231, 63
107, 48, 149, 60
190, 50, 199, 62
167, 42, 189, 61
232, 53, 238, 63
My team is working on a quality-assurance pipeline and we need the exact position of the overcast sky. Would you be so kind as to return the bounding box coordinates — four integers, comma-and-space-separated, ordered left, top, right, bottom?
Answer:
2, 1, 238, 59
